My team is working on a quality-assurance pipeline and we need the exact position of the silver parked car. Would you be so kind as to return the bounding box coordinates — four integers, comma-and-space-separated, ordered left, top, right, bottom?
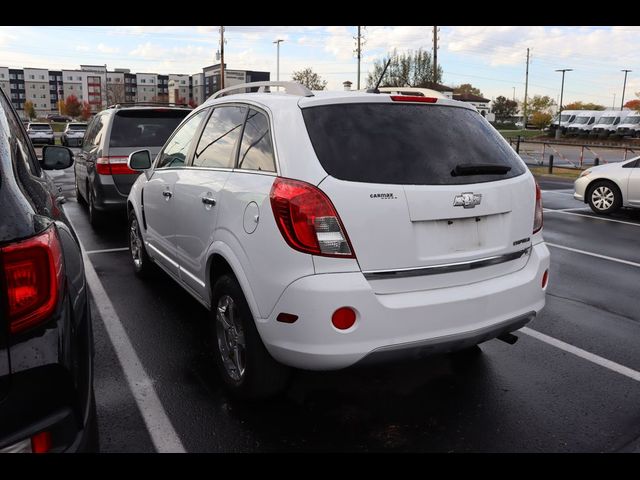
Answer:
574, 157, 640, 214
26, 122, 55, 145
61, 122, 87, 147
74, 105, 191, 227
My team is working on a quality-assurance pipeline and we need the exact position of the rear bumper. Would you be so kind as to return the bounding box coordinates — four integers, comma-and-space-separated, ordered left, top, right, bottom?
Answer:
257, 242, 550, 370
92, 178, 128, 211
29, 137, 54, 144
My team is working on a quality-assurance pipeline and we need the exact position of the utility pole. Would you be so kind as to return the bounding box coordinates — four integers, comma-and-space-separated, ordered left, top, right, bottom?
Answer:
274, 39, 284, 82
433, 26, 438, 82
219, 26, 225, 91
555, 68, 572, 139
523, 48, 530, 129
621, 69, 632, 109
513, 86, 515, 101
356, 26, 362, 90
613, 93, 616, 110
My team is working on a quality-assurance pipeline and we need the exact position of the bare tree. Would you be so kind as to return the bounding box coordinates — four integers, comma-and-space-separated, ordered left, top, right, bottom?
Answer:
106, 83, 125, 105
292, 67, 328, 90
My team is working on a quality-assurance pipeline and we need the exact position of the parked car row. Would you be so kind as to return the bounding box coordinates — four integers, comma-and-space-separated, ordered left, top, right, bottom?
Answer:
552, 109, 640, 138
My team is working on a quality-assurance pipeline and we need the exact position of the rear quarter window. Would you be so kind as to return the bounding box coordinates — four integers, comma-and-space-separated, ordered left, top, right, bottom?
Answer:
302, 103, 526, 185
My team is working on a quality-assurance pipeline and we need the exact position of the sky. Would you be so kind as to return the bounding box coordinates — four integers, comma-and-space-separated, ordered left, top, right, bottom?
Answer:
1, 25, 639, 109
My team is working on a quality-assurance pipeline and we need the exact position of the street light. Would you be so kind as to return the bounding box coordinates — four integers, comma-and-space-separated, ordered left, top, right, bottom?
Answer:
273, 39, 284, 82
621, 69, 632, 110
555, 68, 573, 139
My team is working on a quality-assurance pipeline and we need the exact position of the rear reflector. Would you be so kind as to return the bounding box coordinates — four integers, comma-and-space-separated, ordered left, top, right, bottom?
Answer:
96, 156, 137, 175
31, 431, 52, 453
276, 312, 298, 323
542, 269, 549, 289
332, 307, 356, 330
1, 224, 63, 335
390, 95, 438, 103
270, 177, 355, 258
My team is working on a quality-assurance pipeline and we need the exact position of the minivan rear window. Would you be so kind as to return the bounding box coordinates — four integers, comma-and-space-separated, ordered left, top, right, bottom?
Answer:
302, 103, 526, 185
29, 124, 52, 130
109, 110, 189, 147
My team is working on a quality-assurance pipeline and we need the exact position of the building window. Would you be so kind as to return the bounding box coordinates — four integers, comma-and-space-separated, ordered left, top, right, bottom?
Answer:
29, 74, 35, 79
18, 74, 23, 80
140, 78, 146, 83
41, 94, 46, 99
57, 76, 62, 82
40, 84, 46, 89
30, 85, 35, 89
77, 76, 82, 81
39, 75, 45, 80
67, 76, 72, 81
0, 73, 4, 79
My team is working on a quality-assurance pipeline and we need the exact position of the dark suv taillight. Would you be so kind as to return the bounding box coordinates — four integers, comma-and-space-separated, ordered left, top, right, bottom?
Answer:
1, 224, 63, 334
270, 177, 355, 258
96, 156, 136, 175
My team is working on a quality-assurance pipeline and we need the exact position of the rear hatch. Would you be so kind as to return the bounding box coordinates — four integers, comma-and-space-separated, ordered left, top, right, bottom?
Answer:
106, 108, 190, 195
302, 100, 534, 293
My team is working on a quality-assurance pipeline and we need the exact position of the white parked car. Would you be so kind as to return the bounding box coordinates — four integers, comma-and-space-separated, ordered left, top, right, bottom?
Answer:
126, 81, 550, 398
26, 122, 55, 145
574, 157, 640, 214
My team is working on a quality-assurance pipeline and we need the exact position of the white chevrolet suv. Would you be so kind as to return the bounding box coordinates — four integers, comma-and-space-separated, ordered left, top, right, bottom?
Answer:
126, 82, 550, 398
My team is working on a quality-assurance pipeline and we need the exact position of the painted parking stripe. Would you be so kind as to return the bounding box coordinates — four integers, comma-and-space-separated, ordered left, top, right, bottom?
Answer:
64, 207, 186, 453
86, 247, 129, 254
543, 209, 640, 227
541, 190, 575, 196
522, 327, 640, 383
546, 242, 640, 268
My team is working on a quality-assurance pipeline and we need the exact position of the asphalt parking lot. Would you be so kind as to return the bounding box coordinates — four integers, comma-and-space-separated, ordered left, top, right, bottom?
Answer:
46, 165, 640, 452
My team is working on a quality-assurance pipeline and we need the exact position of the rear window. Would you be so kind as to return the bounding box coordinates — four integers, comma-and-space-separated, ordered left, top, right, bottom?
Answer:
68, 124, 87, 130
109, 109, 189, 147
29, 124, 51, 131
302, 103, 526, 185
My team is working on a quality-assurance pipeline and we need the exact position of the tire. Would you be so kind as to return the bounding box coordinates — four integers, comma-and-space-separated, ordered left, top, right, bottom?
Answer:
87, 187, 104, 228
587, 180, 622, 215
128, 210, 154, 278
210, 274, 290, 399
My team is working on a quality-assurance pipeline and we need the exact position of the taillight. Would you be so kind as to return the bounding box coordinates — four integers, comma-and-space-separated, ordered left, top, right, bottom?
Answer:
1, 224, 63, 335
31, 431, 52, 453
390, 95, 438, 103
96, 156, 136, 175
270, 177, 355, 258
533, 182, 543, 234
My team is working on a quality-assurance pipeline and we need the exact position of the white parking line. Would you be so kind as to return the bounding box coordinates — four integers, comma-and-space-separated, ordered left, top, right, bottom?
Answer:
64, 207, 186, 453
546, 242, 640, 268
544, 209, 640, 227
86, 247, 129, 254
522, 327, 640, 383
541, 190, 575, 196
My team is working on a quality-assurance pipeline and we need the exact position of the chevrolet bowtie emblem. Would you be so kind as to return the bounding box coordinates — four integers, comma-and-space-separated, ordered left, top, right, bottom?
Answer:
453, 192, 482, 208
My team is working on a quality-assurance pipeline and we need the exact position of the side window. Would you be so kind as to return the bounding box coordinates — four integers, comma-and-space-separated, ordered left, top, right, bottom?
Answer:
82, 115, 101, 150
237, 108, 276, 172
156, 109, 208, 169
0, 91, 41, 177
588, 117, 595, 125
614, 118, 620, 125
193, 105, 246, 169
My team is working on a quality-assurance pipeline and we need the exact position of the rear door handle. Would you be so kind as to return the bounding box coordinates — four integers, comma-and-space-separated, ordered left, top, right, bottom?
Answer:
162, 190, 172, 198
201, 196, 216, 206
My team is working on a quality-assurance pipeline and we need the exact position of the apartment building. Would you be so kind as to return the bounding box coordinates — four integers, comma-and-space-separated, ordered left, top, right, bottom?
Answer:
0, 64, 270, 117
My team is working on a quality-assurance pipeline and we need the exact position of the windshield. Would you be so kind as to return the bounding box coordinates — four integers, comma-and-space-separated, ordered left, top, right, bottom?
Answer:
573, 117, 590, 125
597, 117, 615, 125
560, 114, 572, 122
302, 103, 526, 185
627, 117, 640, 125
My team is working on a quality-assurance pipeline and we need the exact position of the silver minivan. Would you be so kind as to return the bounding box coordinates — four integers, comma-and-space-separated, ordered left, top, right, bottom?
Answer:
74, 105, 191, 227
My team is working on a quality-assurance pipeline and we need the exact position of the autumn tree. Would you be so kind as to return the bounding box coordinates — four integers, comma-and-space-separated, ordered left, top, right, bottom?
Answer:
454, 83, 483, 97
64, 95, 82, 118
24, 100, 36, 119
80, 101, 92, 121
366, 48, 442, 88
491, 96, 519, 121
623, 99, 640, 111
563, 101, 605, 110
531, 111, 553, 129
57, 100, 67, 115
292, 67, 328, 90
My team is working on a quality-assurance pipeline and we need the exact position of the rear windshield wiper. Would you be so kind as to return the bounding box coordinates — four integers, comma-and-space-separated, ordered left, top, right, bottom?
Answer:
451, 163, 512, 177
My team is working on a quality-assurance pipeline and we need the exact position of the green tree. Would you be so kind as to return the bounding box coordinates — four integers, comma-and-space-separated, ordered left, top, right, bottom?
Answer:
454, 83, 483, 97
491, 96, 519, 121
24, 100, 36, 119
528, 95, 556, 115
292, 67, 328, 90
64, 95, 82, 118
366, 48, 442, 88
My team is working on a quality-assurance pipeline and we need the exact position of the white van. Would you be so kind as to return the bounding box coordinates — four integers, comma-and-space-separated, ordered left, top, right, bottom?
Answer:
590, 110, 631, 138
551, 109, 579, 134
615, 112, 640, 138
566, 111, 604, 136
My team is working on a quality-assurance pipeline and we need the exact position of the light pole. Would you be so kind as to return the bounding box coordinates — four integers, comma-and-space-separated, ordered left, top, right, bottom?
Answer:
512, 86, 515, 101
274, 39, 284, 82
555, 68, 573, 139
621, 69, 632, 109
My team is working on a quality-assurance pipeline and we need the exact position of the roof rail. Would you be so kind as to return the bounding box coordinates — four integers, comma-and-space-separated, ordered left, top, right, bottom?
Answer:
212, 81, 314, 99
107, 102, 191, 109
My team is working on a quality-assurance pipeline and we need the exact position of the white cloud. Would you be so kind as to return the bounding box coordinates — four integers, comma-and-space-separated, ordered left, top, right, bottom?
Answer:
97, 43, 119, 54
75, 45, 90, 52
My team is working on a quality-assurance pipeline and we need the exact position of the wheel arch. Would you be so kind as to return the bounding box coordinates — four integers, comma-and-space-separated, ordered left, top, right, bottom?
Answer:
585, 177, 624, 203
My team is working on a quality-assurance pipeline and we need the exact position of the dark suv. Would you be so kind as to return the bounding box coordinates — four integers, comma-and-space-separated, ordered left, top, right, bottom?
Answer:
0, 88, 97, 452
74, 105, 191, 227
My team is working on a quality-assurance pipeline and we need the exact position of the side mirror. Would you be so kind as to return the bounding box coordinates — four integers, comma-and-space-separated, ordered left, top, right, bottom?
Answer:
42, 145, 74, 170
128, 150, 152, 171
